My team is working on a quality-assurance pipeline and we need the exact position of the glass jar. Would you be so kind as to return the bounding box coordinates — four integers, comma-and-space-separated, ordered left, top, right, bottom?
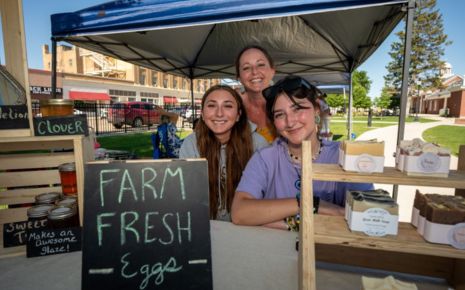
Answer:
59, 162, 77, 196
56, 196, 78, 209
27, 204, 55, 228
39, 99, 74, 117
35, 192, 62, 205
47, 206, 79, 229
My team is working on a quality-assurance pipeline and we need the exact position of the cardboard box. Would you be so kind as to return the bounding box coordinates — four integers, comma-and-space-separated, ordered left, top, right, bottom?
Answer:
339, 140, 384, 173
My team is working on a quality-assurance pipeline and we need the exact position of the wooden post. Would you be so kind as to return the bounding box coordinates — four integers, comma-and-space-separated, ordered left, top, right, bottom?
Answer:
299, 141, 316, 290
0, 0, 33, 137
456, 145, 465, 198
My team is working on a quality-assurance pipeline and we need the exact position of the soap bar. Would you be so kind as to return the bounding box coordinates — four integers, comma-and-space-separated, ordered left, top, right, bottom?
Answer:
362, 275, 418, 290
343, 140, 384, 156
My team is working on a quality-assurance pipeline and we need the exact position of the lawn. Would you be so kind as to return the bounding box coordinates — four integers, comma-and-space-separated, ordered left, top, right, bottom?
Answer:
331, 115, 436, 123
422, 125, 465, 156
330, 122, 395, 141
97, 130, 192, 158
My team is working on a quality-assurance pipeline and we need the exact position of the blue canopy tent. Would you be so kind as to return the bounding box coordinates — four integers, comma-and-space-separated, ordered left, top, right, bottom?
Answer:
50, 0, 414, 141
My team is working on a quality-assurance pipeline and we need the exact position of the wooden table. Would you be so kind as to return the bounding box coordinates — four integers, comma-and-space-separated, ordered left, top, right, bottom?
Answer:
0, 221, 449, 290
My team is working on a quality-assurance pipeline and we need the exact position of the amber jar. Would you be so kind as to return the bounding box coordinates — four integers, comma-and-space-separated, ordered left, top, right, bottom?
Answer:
48, 206, 79, 229
59, 162, 77, 196
40, 99, 74, 117
27, 204, 55, 228
35, 192, 62, 205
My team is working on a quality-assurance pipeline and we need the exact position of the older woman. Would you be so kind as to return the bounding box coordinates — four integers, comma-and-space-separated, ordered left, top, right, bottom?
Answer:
231, 76, 373, 229
180, 85, 268, 221
236, 45, 277, 143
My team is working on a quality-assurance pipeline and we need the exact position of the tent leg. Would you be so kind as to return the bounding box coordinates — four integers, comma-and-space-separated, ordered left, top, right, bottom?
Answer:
51, 38, 57, 99
347, 73, 353, 140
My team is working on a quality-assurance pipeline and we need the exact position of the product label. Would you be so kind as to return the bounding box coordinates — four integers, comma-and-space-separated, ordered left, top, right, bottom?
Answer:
417, 152, 441, 172
448, 223, 465, 250
350, 208, 398, 237
355, 154, 377, 173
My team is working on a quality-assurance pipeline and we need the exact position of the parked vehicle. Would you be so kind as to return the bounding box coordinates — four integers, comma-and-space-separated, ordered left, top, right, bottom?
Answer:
108, 101, 178, 129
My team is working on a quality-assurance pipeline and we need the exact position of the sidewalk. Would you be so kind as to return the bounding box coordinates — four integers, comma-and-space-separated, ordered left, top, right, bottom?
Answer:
355, 116, 458, 222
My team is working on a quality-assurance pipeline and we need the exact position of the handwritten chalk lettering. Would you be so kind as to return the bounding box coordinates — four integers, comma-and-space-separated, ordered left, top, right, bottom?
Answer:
96, 211, 192, 247
4, 220, 47, 246
26, 227, 82, 257
99, 167, 186, 207
121, 252, 182, 290
0, 106, 28, 120
37, 119, 85, 135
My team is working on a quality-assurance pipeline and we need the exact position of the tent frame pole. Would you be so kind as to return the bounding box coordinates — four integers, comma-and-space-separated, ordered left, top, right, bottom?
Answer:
393, 0, 415, 201
51, 38, 57, 99
189, 70, 196, 120
347, 72, 353, 140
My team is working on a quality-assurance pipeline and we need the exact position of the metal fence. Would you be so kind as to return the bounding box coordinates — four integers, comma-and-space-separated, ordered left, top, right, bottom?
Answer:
32, 102, 192, 136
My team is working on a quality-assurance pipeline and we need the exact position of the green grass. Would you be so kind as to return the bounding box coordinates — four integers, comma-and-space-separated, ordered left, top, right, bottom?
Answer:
331, 116, 436, 123
97, 130, 192, 158
422, 125, 465, 156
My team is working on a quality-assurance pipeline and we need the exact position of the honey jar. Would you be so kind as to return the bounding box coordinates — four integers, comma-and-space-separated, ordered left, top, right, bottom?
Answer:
48, 206, 79, 229
27, 204, 55, 228
59, 162, 78, 196
40, 99, 74, 117
35, 192, 62, 205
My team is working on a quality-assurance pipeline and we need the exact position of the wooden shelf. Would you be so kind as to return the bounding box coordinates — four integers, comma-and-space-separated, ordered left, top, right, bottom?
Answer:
314, 215, 465, 260
313, 163, 465, 189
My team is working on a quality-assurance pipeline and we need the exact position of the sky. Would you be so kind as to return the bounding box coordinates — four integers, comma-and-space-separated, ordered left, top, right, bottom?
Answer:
1, 0, 463, 99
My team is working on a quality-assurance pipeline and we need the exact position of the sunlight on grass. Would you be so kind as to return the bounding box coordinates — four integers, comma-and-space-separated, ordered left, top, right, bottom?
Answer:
423, 125, 465, 156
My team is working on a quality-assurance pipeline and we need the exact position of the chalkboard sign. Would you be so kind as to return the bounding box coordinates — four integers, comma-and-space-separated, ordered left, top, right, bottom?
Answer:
0, 105, 29, 129
26, 227, 82, 257
33, 115, 88, 136
82, 160, 212, 290
3, 219, 47, 247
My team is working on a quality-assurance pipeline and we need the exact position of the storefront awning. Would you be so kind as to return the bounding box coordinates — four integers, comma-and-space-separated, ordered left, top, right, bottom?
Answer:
163, 96, 178, 104
69, 91, 110, 101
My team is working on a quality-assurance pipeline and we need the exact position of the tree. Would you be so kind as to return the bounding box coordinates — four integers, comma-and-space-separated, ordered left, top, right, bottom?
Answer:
352, 70, 372, 109
374, 87, 393, 117
326, 93, 345, 109
384, 0, 451, 112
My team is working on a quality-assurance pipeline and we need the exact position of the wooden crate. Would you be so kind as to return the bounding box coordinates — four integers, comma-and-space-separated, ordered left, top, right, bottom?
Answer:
0, 135, 94, 257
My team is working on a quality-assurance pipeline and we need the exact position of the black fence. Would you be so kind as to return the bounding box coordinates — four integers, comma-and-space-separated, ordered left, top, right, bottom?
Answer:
32, 102, 193, 136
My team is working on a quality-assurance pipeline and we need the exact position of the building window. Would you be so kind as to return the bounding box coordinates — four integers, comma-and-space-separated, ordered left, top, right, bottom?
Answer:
68, 59, 73, 66
139, 68, 147, 85
163, 75, 169, 88
151, 71, 158, 87
173, 77, 178, 89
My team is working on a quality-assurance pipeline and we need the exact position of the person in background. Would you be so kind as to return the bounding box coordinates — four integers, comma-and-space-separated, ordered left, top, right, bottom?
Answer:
180, 85, 268, 221
317, 93, 332, 141
236, 45, 277, 143
231, 76, 373, 230
154, 115, 182, 158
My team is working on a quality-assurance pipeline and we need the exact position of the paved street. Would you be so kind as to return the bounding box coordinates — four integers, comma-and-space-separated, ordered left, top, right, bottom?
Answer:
355, 115, 462, 221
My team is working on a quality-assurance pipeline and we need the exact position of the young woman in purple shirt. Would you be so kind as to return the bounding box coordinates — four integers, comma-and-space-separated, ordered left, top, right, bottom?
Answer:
231, 76, 373, 230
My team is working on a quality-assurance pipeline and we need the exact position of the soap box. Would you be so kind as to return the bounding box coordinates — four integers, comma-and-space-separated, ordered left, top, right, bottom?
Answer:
403, 152, 450, 177
339, 140, 384, 173
346, 190, 398, 237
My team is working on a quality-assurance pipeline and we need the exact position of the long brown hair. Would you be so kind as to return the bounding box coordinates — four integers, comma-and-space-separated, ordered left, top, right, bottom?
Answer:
196, 85, 254, 219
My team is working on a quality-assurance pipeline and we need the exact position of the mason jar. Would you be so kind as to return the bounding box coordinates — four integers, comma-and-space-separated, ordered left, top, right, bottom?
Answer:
27, 204, 55, 228
35, 192, 62, 205
39, 99, 74, 117
47, 206, 79, 229
58, 162, 77, 196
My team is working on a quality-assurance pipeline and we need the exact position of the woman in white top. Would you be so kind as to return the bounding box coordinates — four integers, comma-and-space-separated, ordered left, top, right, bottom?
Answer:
180, 85, 267, 220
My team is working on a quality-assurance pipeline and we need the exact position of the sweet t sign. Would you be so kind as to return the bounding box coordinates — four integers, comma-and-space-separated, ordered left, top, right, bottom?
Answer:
82, 160, 212, 290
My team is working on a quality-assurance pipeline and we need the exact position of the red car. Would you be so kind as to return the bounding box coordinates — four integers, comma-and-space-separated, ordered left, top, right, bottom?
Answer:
108, 101, 178, 129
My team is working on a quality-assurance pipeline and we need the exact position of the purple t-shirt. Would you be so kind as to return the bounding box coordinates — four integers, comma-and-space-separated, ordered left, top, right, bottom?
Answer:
236, 138, 373, 206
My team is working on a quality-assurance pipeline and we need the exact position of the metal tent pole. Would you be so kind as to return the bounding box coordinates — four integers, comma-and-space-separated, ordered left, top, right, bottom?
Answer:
51, 38, 57, 99
347, 73, 353, 140
393, 0, 415, 201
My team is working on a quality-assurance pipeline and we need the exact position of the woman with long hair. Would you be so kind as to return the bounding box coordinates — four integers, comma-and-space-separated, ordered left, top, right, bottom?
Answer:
231, 76, 372, 229
179, 85, 268, 220
235, 45, 277, 143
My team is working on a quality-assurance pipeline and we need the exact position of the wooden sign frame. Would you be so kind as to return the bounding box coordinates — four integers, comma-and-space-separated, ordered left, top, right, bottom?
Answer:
0, 0, 33, 137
